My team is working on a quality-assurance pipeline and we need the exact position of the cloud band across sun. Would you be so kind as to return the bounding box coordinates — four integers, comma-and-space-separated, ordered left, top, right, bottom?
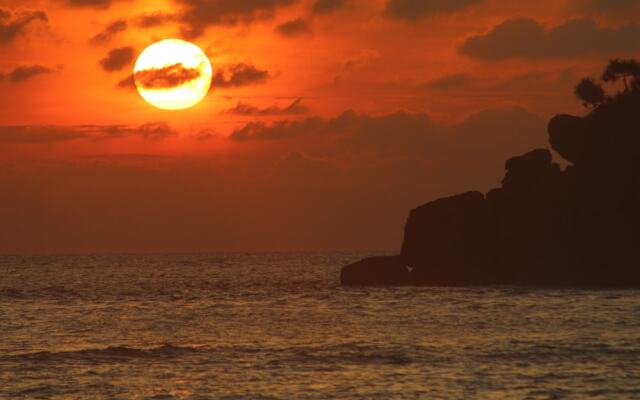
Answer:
134, 63, 202, 90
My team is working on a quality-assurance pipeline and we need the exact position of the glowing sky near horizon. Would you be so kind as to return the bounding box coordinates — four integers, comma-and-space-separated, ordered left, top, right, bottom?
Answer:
1, 0, 639, 253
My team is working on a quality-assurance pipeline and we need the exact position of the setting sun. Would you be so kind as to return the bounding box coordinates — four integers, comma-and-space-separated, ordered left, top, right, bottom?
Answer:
133, 39, 213, 110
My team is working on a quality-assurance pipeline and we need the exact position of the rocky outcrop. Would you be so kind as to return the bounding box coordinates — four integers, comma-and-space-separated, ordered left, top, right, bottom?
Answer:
340, 79, 640, 287
340, 256, 410, 286
401, 191, 495, 285
548, 114, 586, 164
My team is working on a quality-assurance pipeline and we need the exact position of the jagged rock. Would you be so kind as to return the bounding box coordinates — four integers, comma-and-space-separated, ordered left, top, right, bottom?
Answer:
502, 149, 560, 189
401, 191, 496, 285
340, 256, 410, 286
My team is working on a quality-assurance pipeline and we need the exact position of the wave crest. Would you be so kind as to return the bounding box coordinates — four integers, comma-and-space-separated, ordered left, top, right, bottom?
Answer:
3, 344, 201, 363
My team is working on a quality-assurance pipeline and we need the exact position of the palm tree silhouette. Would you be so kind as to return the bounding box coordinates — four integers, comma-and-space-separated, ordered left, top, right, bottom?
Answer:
602, 58, 640, 92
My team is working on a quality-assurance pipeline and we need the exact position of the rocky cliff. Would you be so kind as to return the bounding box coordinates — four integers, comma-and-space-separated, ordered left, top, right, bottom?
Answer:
341, 62, 640, 287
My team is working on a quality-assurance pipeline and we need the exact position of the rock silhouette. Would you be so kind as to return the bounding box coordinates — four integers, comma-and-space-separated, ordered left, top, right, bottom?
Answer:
402, 191, 495, 285
342, 59, 640, 287
340, 256, 410, 285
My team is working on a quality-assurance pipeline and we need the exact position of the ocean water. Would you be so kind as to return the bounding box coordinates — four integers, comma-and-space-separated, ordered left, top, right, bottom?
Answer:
1, 253, 639, 399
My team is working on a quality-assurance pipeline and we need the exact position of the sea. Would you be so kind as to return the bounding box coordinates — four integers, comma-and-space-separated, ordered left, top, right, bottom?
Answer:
1, 253, 639, 399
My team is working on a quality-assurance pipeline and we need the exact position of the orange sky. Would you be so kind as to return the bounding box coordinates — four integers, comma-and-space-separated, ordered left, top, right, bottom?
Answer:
1, 0, 639, 253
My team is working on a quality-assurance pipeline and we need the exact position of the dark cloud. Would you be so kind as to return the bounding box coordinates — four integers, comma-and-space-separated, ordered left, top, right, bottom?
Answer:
460, 17, 640, 59
229, 117, 324, 142
116, 74, 135, 90
489, 70, 577, 94
275, 18, 311, 37
134, 121, 176, 140
174, 0, 297, 38
82, 153, 175, 162
0, 122, 176, 145
427, 73, 472, 91
228, 107, 542, 150
0, 126, 85, 144
7, 65, 53, 82
89, 19, 127, 45
192, 128, 219, 141
134, 63, 201, 89
578, 0, 640, 15
213, 63, 269, 88
222, 98, 309, 116
79, 122, 176, 141
228, 110, 434, 146
135, 12, 176, 28
311, 0, 347, 14
0, 8, 48, 44
227, 107, 547, 197
341, 49, 380, 70
65, 0, 113, 8
385, 0, 481, 21
100, 46, 135, 72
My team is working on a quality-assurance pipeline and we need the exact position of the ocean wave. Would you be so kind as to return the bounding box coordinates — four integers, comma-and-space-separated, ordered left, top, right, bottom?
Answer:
0, 285, 81, 300
476, 342, 640, 363
2, 342, 421, 368
264, 343, 418, 367
2, 344, 202, 363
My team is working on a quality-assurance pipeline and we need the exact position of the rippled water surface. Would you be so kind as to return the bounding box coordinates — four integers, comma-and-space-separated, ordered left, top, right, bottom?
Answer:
1, 253, 639, 399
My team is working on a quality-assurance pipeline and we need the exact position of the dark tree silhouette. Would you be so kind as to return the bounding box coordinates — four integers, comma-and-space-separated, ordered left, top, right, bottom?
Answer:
574, 78, 605, 108
602, 58, 640, 92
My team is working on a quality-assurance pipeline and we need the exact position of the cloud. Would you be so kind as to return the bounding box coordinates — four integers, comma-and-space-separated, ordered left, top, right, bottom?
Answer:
227, 107, 546, 165
224, 108, 548, 226
222, 98, 310, 116
100, 46, 135, 72
174, 0, 297, 38
192, 128, 219, 141
427, 73, 472, 91
0, 126, 85, 144
311, 0, 347, 14
116, 74, 135, 90
213, 63, 269, 88
229, 117, 323, 142
89, 19, 127, 45
228, 110, 436, 149
79, 122, 177, 141
460, 17, 640, 59
135, 12, 176, 28
0, 8, 48, 44
275, 18, 311, 37
0, 122, 176, 145
577, 0, 640, 15
134, 63, 201, 89
132, 121, 177, 140
385, 0, 481, 21
489, 70, 577, 94
6, 65, 53, 82
65, 0, 113, 8
341, 49, 380, 70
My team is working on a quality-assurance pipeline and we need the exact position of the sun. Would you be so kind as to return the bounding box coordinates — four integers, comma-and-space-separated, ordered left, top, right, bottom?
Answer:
133, 39, 213, 110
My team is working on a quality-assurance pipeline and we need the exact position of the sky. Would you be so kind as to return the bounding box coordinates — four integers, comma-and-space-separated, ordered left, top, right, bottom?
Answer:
1, 0, 639, 253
